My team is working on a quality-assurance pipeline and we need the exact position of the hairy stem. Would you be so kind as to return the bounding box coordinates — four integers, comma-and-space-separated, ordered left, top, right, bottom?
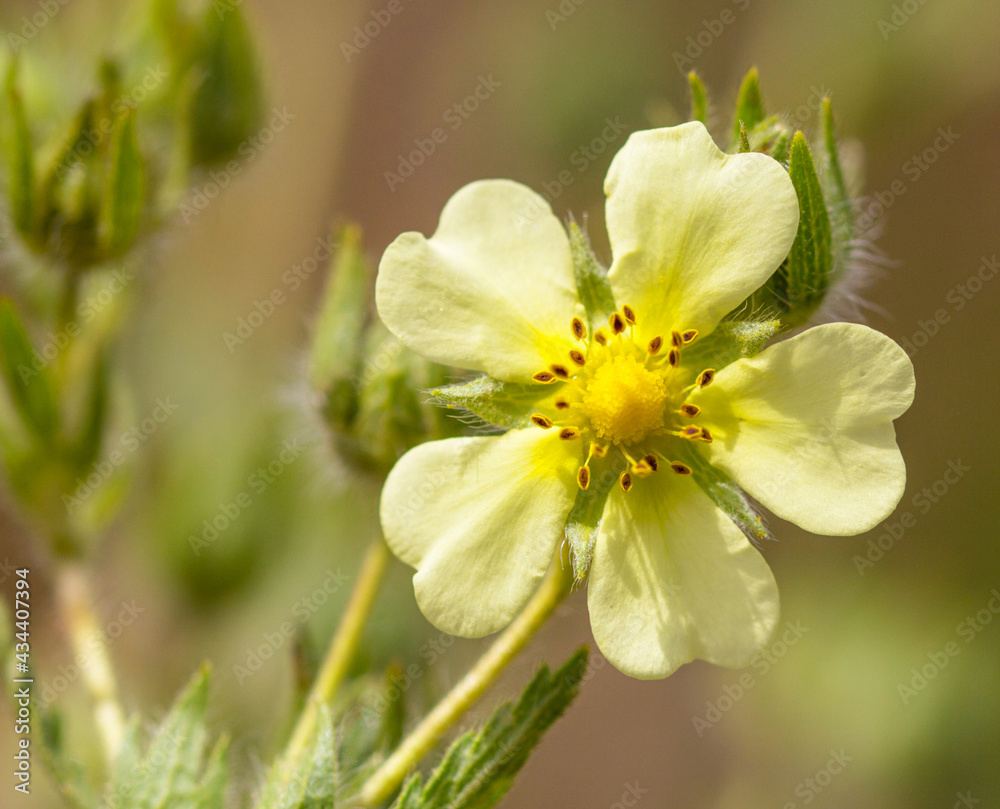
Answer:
54, 562, 126, 764
357, 557, 572, 807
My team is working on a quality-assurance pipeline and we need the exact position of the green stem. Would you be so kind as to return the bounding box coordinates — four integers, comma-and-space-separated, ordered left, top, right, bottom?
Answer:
54, 561, 125, 764
357, 558, 573, 807
284, 536, 391, 763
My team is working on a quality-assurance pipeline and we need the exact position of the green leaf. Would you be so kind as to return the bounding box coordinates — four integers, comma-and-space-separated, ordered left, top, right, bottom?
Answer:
189, 4, 264, 166
564, 457, 624, 583
100, 112, 146, 255
108, 665, 230, 809
36, 705, 98, 809
821, 98, 854, 284
0, 300, 59, 440
431, 375, 545, 431
687, 71, 708, 125
673, 442, 767, 541
73, 344, 110, 470
567, 221, 615, 331
2, 62, 36, 238
730, 68, 766, 150
391, 648, 589, 809
309, 224, 371, 422
255, 706, 337, 809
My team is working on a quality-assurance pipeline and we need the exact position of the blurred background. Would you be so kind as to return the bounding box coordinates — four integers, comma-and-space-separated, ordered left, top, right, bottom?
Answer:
1, 0, 999, 807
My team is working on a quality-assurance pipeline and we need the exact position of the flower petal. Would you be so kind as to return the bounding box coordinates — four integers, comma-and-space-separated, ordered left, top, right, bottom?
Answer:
604, 122, 799, 342
376, 179, 582, 381
690, 323, 915, 536
380, 428, 579, 637
587, 474, 779, 679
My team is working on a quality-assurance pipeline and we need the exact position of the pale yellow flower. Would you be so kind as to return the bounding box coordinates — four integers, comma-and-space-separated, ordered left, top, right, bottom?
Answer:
375, 122, 914, 679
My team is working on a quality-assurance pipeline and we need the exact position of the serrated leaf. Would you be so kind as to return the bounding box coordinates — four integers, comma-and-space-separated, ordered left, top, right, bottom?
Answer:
390, 648, 589, 809
189, 4, 264, 166
430, 376, 545, 431
567, 221, 615, 331
0, 299, 58, 440
730, 68, 766, 150
108, 665, 230, 809
2, 62, 36, 238
687, 71, 708, 125
673, 442, 767, 541
564, 458, 624, 583
256, 705, 337, 809
100, 112, 145, 254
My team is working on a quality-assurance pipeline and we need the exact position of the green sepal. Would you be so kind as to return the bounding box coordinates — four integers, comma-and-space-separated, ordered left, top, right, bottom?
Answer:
2, 61, 36, 239
821, 98, 854, 284
737, 122, 751, 153
564, 457, 623, 583
730, 68, 766, 150
108, 665, 231, 809
99, 112, 146, 255
568, 221, 615, 330
0, 299, 59, 441
682, 319, 781, 371
431, 375, 546, 431
189, 3, 264, 166
255, 705, 337, 809
390, 648, 589, 809
687, 71, 708, 125
309, 224, 371, 423
745, 115, 792, 162
673, 442, 767, 541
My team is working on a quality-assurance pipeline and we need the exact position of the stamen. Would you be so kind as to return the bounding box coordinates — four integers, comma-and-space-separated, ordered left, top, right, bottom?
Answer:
571, 317, 587, 340
590, 442, 608, 459
696, 369, 716, 387
559, 427, 581, 440
632, 459, 654, 477
619, 471, 633, 493
696, 426, 713, 443
670, 462, 693, 475
679, 403, 701, 417
530, 413, 553, 429
647, 336, 663, 355
594, 330, 609, 346
667, 348, 681, 367
550, 364, 570, 379
533, 371, 557, 383
679, 425, 702, 439
555, 399, 570, 410
622, 305, 636, 324
577, 465, 591, 490
671, 330, 683, 348
609, 312, 626, 335
681, 329, 698, 344
643, 454, 658, 472
569, 350, 586, 366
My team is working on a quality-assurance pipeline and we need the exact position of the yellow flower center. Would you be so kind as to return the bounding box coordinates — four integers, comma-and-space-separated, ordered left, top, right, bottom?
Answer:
528, 308, 718, 494
582, 356, 667, 445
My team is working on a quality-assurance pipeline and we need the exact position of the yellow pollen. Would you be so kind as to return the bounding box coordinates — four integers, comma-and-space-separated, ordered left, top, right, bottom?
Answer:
581, 355, 667, 445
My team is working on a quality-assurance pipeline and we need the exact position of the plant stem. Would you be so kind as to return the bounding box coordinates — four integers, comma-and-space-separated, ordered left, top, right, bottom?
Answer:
54, 561, 126, 764
357, 558, 573, 807
284, 536, 392, 763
